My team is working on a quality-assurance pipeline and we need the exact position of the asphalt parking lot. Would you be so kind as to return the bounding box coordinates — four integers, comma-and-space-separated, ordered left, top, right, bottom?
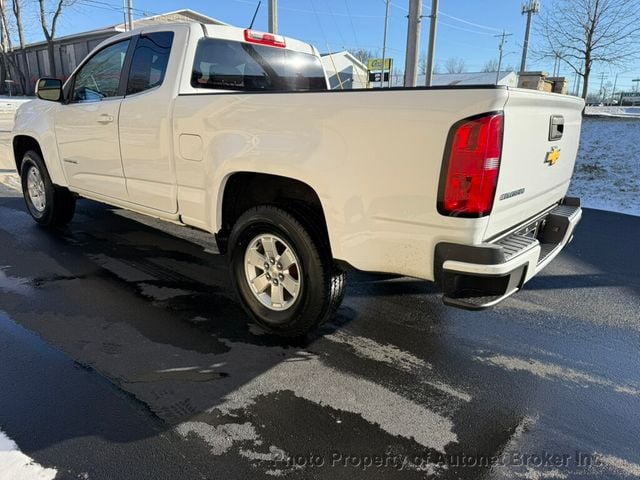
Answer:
0, 180, 639, 480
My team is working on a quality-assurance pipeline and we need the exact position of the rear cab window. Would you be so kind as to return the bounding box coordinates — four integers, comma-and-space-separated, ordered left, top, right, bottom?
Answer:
191, 38, 327, 92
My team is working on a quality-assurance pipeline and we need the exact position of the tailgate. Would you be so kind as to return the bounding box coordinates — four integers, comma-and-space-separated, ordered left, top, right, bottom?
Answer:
485, 88, 584, 239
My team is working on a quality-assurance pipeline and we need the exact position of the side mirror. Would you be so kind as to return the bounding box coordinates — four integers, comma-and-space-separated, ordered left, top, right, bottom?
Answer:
36, 78, 63, 102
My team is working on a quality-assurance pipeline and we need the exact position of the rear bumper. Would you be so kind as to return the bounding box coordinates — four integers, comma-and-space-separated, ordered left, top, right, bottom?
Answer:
434, 197, 582, 309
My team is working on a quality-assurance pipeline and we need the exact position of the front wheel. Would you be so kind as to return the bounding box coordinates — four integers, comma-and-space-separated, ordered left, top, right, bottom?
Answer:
20, 150, 76, 227
228, 205, 345, 337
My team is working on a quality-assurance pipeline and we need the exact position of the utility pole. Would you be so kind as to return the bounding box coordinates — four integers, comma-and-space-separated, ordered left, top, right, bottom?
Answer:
403, 0, 422, 87
574, 63, 583, 96
380, 0, 390, 88
268, 0, 277, 34
552, 52, 562, 77
598, 72, 607, 103
495, 31, 512, 84
633, 78, 640, 93
519, 0, 540, 73
127, 0, 133, 31
610, 73, 618, 106
425, 0, 439, 86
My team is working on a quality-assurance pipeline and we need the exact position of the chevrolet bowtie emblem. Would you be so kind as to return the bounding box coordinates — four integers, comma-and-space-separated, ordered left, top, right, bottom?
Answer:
545, 146, 561, 166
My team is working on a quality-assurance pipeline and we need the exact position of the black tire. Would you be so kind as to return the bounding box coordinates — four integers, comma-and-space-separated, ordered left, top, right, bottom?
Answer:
20, 150, 76, 227
228, 205, 345, 337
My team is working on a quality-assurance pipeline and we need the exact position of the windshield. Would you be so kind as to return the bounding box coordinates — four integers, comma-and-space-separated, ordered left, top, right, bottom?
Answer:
191, 38, 327, 92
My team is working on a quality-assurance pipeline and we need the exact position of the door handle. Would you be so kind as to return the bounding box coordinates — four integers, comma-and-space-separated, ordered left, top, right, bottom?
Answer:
549, 115, 564, 140
97, 114, 114, 124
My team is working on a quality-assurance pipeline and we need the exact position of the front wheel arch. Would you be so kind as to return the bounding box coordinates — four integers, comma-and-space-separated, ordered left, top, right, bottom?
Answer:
13, 135, 44, 176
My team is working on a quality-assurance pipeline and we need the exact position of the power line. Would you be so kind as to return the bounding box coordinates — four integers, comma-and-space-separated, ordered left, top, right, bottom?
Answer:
342, 0, 361, 46
229, 0, 385, 19
438, 11, 502, 32
438, 20, 495, 36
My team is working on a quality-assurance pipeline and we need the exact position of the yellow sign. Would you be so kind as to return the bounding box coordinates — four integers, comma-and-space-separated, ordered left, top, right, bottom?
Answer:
545, 146, 561, 166
367, 58, 392, 71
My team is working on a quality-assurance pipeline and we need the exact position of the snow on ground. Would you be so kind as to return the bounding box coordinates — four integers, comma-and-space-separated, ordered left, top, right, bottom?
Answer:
584, 106, 640, 118
0, 429, 57, 480
568, 116, 640, 217
0, 97, 31, 132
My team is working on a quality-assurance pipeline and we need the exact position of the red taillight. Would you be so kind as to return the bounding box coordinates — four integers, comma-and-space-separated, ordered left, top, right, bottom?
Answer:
438, 112, 504, 217
244, 29, 286, 48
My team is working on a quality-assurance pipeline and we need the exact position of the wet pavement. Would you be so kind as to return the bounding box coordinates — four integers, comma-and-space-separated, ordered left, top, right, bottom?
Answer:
0, 181, 638, 480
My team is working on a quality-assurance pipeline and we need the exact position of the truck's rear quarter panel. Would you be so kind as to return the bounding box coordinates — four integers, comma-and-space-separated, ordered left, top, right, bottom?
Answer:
173, 87, 509, 279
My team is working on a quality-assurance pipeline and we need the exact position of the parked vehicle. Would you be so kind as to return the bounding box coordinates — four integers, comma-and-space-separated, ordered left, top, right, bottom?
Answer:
12, 23, 583, 336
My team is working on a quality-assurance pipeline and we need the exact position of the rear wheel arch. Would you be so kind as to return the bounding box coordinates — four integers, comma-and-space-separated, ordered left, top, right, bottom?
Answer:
217, 172, 332, 256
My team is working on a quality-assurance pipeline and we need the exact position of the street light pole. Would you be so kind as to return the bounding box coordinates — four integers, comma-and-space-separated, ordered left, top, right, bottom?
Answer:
127, 0, 133, 31
268, 0, 277, 34
403, 0, 422, 87
425, 0, 439, 87
380, 0, 390, 88
495, 31, 512, 84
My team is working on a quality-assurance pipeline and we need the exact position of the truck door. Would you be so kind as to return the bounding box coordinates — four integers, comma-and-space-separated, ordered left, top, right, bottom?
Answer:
54, 39, 131, 200
118, 31, 178, 213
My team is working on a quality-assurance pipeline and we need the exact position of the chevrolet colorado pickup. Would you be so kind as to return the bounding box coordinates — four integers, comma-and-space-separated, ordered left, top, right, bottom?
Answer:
12, 22, 583, 336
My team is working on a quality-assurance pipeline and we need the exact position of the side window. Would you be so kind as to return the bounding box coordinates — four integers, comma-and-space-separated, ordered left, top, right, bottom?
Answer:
126, 32, 174, 95
72, 40, 130, 102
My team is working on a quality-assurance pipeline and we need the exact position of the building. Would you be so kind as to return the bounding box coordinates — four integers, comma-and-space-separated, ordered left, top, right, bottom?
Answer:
321, 51, 369, 89
1, 9, 225, 95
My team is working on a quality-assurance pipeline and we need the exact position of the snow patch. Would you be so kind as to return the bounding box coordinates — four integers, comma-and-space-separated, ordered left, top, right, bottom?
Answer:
0, 267, 31, 295
239, 445, 287, 462
597, 453, 640, 478
475, 353, 640, 397
0, 429, 57, 480
138, 283, 191, 301
210, 340, 457, 452
175, 421, 259, 455
514, 467, 569, 479
325, 330, 431, 372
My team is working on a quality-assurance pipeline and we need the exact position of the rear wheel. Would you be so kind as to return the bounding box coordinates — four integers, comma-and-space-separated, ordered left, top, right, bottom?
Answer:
229, 205, 345, 337
20, 150, 76, 227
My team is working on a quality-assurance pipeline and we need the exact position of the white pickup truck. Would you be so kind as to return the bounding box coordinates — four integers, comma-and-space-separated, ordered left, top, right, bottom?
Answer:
12, 22, 583, 336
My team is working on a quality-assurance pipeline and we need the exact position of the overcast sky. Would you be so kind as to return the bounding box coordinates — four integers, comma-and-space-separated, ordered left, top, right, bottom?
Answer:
22, 0, 640, 93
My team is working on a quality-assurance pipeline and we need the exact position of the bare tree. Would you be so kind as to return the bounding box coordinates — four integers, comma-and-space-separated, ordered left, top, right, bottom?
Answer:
444, 57, 467, 74
0, 0, 24, 94
38, 0, 75, 77
4, 0, 28, 93
350, 48, 378, 66
536, 0, 640, 99
11, 0, 25, 49
418, 51, 428, 75
482, 58, 500, 72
